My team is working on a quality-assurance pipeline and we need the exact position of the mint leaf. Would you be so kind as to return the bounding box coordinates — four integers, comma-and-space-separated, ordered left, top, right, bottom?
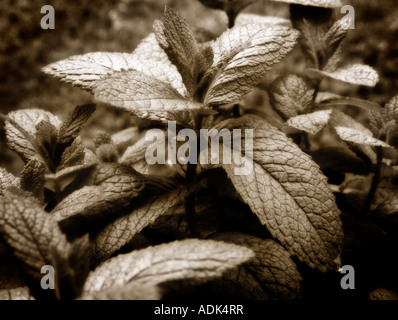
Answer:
205, 24, 299, 106
20, 160, 45, 202
58, 104, 96, 145
268, 74, 314, 120
52, 164, 144, 222
154, 7, 205, 98
334, 127, 392, 148
210, 232, 302, 299
57, 137, 86, 170
307, 64, 379, 87
285, 110, 333, 134
5, 109, 61, 168
198, 0, 257, 13
384, 96, 398, 123
0, 190, 70, 299
0, 168, 20, 196
93, 70, 205, 124
83, 239, 254, 297
42, 52, 138, 90
219, 116, 343, 271
93, 186, 190, 262
130, 33, 188, 97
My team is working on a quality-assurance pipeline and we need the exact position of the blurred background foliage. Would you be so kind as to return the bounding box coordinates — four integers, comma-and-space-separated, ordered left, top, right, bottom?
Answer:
0, 0, 397, 175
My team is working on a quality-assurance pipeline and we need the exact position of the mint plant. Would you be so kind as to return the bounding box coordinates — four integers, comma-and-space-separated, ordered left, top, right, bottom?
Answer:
1, 0, 397, 300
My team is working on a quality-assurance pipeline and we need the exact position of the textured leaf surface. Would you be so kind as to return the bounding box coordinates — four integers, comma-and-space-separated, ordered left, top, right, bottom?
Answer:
58, 137, 86, 170
207, 25, 299, 106
0, 190, 70, 280
206, 24, 299, 106
130, 33, 188, 97
52, 164, 144, 221
42, 52, 139, 90
268, 74, 314, 120
5, 109, 61, 165
84, 239, 254, 294
219, 116, 343, 271
93, 70, 204, 124
210, 232, 302, 299
0, 168, 20, 196
286, 110, 333, 134
384, 96, 398, 123
335, 127, 392, 148
307, 64, 379, 87
93, 186, 190, 262
154, 7, 204, 98
270, 0, 341, 7
58, 104, 96, 144
20, 160, 45, 201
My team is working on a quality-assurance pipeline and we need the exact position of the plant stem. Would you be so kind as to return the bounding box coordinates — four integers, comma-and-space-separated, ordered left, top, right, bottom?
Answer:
185, 162, 199, 238
184, 114, 202, 238
226, 10, 237, 28
363, 147, 383, 215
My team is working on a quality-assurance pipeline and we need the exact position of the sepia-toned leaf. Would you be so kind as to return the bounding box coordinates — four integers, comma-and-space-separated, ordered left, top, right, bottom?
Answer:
219, 115, 343, 271
5, 109, 61, 168
307, 64, 379, 87
93, 186, 190, 262
20, 160, 45, 202
52, 164, 144, 222
334, 127, 392, 148
205, 24, 299, 106
58, 104, 96, 145
268, 74, 314, 120
210, 232, 302, 299
0, 168, 20, 196
83, 239, 254, 295
154, 7, 205, 98
236, 13, 291, 27
285, 110, 333, 134
93, 70, 205, 124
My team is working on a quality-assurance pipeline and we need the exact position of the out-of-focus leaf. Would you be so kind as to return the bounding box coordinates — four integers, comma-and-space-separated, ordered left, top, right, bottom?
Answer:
268, 74, 314, 120
384, 96, 398, 123
83, 239, 254, 297
4, 109, 61, 168
93, 70, 205, 124
285, 110, 332, 134
271, 0, 342, 7
20, 160, 45, 202
236, 13, 291, 27
92, 186, 190, 262
58, 104, 96, 145
52, 164, 144, 222
334, 127, 392, 148
219, 115, 343, 271
0, 255, 34, 300
205, 24, 299, 106
0, 168, 20, 196
210, 232, 302, 299
306, 64, 379, 87
369, 288, 398, 300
